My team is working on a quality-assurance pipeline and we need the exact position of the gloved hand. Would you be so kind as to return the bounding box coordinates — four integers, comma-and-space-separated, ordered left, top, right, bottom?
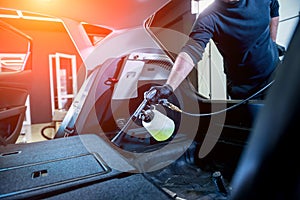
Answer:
145, 84, 173, 104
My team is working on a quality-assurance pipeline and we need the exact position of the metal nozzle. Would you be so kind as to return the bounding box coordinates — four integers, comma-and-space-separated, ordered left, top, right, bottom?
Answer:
159, 99, 182, 113
132, 98, 148, 119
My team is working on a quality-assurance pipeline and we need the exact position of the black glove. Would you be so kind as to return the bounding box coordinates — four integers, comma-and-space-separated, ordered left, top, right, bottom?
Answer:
145, 84, 173, 104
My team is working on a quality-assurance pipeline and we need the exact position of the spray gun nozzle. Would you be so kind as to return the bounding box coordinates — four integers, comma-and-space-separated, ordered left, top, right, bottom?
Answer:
159, 99, 182, 113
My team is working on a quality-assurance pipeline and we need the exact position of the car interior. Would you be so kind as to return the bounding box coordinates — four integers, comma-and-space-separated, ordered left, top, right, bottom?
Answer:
0, 0, 299, 199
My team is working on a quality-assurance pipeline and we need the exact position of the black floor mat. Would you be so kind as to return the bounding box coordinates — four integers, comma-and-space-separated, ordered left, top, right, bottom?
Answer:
144, 159, 231, 200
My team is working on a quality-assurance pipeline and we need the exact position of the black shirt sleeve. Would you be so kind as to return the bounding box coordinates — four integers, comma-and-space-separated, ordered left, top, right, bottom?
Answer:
270, 0, 280, 18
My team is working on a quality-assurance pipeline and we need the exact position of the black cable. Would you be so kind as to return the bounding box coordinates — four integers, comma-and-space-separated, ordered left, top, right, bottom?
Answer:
162, 80, 274, 117
279, 13, 300, 23
40, 125, 55, 140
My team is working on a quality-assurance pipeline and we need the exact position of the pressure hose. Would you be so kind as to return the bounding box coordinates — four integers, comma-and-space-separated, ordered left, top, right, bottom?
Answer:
160, 80, 274, 117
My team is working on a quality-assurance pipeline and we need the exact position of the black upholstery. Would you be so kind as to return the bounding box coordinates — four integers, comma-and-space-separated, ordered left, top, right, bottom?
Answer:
229, 22, 300, 200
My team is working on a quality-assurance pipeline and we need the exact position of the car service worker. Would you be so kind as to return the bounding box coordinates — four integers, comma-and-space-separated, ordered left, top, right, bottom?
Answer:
146, 0, 281, 103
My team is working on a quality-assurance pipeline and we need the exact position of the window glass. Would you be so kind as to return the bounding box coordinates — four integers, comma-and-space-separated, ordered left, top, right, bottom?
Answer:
0, 20, 32, 73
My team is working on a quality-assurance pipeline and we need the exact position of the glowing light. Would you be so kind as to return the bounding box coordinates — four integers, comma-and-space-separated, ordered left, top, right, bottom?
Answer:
0, 8, 61, 22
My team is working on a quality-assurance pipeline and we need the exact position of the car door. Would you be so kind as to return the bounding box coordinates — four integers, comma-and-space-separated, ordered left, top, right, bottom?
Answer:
0, 20, 33, 145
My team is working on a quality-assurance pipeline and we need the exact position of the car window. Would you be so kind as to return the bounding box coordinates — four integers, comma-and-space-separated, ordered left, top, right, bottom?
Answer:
0, 20, 32, 73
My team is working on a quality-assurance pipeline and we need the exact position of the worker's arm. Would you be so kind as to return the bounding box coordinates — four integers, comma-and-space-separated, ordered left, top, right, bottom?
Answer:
166, 52, 195, 91
145, 14, 206, 103
270, 16, 279, 42
144, 52, 195, 104
269, 0, 280, 42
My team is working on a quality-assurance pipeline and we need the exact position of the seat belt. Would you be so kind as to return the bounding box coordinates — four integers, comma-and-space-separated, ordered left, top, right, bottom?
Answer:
57, 56, 126, 138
